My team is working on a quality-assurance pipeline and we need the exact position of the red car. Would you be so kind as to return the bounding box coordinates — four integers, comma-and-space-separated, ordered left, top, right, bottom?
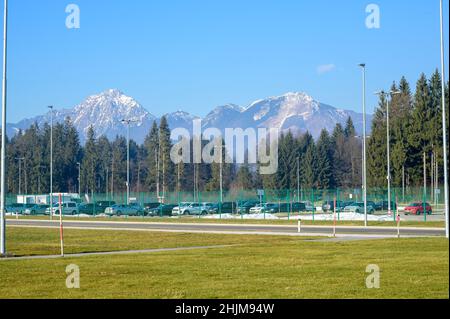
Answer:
404, 202, 433, 215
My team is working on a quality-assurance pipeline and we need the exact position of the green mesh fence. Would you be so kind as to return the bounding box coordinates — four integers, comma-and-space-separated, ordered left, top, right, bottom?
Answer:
5, 186, 445, 221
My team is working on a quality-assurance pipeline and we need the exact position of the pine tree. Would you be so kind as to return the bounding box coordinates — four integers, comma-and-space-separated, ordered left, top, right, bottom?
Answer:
144, 121, 160, 192
81, 126, 98, 194
316, 129, 333, 189
407, 73, 432, 184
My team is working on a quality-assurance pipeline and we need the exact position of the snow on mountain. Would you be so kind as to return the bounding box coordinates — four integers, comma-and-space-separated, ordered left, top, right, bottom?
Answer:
204, 92, 370, 138
162, 110, 200, 134
5, 90, 371, 144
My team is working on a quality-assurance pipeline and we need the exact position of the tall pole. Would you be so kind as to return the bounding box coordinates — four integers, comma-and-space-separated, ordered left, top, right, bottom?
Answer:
126, 122, 130, 205
49, 105, 53, 220
122, 119, 137, 205
297, 157, 300, 202
0, 0, 8, 256
402, 165, 405, 203
215, 144, 223, 204
376, 90, 400, 215
219, 147, 223, 204
439, 0, 449, 238
387, 96, 391, 215
77, 162, 81, 197
359, 64, 368, 227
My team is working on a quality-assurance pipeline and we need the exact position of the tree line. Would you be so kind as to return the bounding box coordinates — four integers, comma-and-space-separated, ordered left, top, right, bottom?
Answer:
3, 70, 448, 196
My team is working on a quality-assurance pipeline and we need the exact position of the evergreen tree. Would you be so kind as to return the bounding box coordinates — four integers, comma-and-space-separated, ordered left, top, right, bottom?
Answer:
316, 129, 333, 189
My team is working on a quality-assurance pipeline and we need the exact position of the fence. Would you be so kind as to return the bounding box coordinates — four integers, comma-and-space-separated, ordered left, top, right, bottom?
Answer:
6, 185, 444, 216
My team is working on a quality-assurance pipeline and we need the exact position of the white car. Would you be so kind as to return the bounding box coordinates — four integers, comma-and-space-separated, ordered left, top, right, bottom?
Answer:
249, 203, 278, 214
343, 202, 375, 214
45, 202, 79, 216
172, 203, 209, 216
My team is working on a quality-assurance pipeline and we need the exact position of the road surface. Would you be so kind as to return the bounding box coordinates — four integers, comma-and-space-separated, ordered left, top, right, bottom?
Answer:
6, 219, 445, 237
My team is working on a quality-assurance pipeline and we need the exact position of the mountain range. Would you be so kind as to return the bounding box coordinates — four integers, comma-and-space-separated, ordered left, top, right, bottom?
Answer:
6, 89, 372, 144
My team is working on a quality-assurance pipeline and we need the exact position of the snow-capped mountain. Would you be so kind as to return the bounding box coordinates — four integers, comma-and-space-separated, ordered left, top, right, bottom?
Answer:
202, 92, 370, 138
5, 90, 371, 144
7, 89, 156, 143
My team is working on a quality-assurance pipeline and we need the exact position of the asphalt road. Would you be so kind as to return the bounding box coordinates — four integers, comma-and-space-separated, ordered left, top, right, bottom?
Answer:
6, 219, 445, 237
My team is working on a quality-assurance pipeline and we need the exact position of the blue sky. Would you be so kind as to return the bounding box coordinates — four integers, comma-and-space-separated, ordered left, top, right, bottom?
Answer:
1, 0, 449, 122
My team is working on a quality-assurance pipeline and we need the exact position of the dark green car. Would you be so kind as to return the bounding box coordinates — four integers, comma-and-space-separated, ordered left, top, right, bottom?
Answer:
147, 204, 177, 217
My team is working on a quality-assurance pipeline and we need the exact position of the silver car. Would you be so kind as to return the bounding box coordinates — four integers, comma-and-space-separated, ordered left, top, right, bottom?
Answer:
24, 204, 49, 215
172, 203, 209, 216
45, 202, 79, 216
343, 202, 375, 214
104, 204, 144, 216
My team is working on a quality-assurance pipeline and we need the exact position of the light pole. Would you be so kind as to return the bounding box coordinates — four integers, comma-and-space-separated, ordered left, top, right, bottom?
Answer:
214, 143, 224, 205
439, 0, 449, 238
375, 90, 400, 216
1, 0, 8, 256
48, 105, 53, 219
77, 162, 81, 197
297, 157, 300, 202
122, 119, 137, 205
359, 63, 368, 227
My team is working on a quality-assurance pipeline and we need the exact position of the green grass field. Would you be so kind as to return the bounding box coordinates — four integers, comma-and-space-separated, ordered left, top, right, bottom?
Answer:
7, 215, 446, 228
0, 227, 448, 299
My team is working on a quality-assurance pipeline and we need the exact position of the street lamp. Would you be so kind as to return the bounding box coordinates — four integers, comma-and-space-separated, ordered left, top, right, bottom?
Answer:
77, 162, 81, 197
359, 63, 368, 227
48, 105, 54, 220
121, 119, 137, 205
375, 90, 401, 216
214, 143, 224, 205
439, 0, 449, 239
1, 0, 8, 255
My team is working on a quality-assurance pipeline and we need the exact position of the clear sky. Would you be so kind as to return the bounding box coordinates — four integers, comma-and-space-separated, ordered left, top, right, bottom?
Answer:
1, 0, 449, 123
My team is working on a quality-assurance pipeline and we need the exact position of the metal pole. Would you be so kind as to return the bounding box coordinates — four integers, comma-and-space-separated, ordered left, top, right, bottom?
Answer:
77, 162, 81, 197
297, 157, 300, 202
0, 0, 7, 255
359, 64, 368, 227
424, 152, 427, 222
49, 105, 53, 220
402, 165, 405, 203
220, 145, 223, 204
439, 0, 449, 238
387, 96, 391, 216
126, 121, 130, 205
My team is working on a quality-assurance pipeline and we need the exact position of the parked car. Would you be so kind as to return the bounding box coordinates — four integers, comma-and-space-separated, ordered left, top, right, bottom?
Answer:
45, 202, 79, 216
343, 202, 375, 214
6, 203, 27, 214
172, 203, 209, 216
300, 201, 316, 212
208, 202, 236, 214
367, 201, 382, 211
404, 203, 433, 215
291, 202, 307, 212
376, 201, 397, 211
78, 203, 103, 215
322, 200, 348, 212
143, 202, 161, 213
104, 204, 144, 216
249, 203, 279, 214
24, 204, 49, 215
96, 201, 116, 211
237, 201, 260, 214
147, 204, 177, 217
171, 202, 193, 215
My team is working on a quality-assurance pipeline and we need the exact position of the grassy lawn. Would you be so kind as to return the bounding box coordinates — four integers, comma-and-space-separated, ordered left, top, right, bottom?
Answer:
7, 215, 446, 228
0, 227, 448, 299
